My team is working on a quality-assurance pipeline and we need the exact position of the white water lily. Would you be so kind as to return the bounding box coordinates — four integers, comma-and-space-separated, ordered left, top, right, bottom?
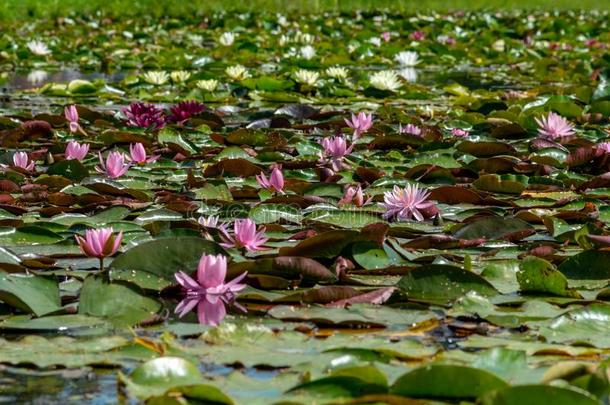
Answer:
27, 70, 48, 85
219, 32, 235, 46
325, 66, 348, 80
300, 45, 316, 60
225, 65, 250, 81
369, 37, 382, 47
142, 71, 170, 85
369, 70, 402, 92
394, 51, 419, 67
26, 40, 51, 56
196, 79, 219, 92
297, 32, 315, 44
294, 69, 319, 86
170, 70, 191, 83
398, 67, 418, 83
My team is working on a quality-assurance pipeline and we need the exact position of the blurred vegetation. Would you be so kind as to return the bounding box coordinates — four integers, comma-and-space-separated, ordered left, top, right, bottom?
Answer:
0, 0, 607, 21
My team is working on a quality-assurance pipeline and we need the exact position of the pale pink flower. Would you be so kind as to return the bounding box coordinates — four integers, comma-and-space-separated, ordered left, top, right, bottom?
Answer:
75, 227, 123, 259
338, 185, 373, 207
221, 218, 268, 252
64, 105, 85, 134
174, 253, 247, 326
535, 112, 575, 139
345, 112, 373, 138
96, 151, 130, 179
380, 184, 436, 221
399, 123, 422, 136
128, 143, 159, 165
451, 128, 469, 137
12, 152, 35, 171
256, 167, 284, 193
198, 215, 229, 237
597, 142, 610, 154
410, 31, 425, 41
321, 136, 353, 171
65, 140, 90, 161
381, 32, 391, 42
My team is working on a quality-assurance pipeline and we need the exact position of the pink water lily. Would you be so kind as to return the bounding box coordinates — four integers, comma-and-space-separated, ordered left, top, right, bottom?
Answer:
128, 143, 159, 165
221, 218, 268, 252
535, 112, 575, 139
410, 30, 425, 41
65, 140, 90, 161
321, 136, 353, 171
122, 102, 166, 129
256, 166, 284, 193
169, 100, 206, 124
399, 123, 422, 136
345, 112, 373, 139
338, 185, 373, 207
597, 142, 610, 154
12, 151, 35, 171
175, 253, 247, 326
75, 227, 123, 259
451, 128, 469, 137
64, 105, 85, 134
96, 151, 130, 178
380, 184, 437, 222
381, 31, 391, 42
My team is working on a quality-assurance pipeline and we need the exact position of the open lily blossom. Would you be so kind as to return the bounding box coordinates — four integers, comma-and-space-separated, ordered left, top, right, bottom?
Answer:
221, 218, 268, 252
345, 112, 373, 139
175, 253, 247, 326
535, 111, 575, 139
96, 151, 130, 178
381, 184, 437, 221
394, 51, 419, 67
451, 128, 469, 137
122, 102, 166, 129
26, 40, 51, 56
168, 100, 206, 123
399, 123, 422, 136
321, 136, 353, 171
256, 166, 284, 193
597, 142, 610, 154
65, 140, 90, 161
11, 151, 35, 171
128, 143, 159, 165
369, 70, 402, 92
75, 227, 123, 259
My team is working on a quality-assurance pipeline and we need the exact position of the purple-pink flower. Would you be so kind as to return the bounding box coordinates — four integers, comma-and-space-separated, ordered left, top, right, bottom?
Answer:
75, 227, 123, 259
381, 32, 391, 42
597, 142, 610, 154
65, 140, 90, 161
64, 105, 85, 134
380, 184, 437, 222
256, 166, 284, 193
174, 253, 247, 326
96, 151, 130, 179
399, 123, 422, 136
451, 128, 469, 137
122, 102, 166, 130
345, 112, 373, 139
169, 101, 206, 124
338, 185, 372, 207
535, 112, 575, 139
128, 143, 159, 165
221, 218, 268, 252
12, 152, 35, 171
321, 136, 353, 171
410, 30, 425, 41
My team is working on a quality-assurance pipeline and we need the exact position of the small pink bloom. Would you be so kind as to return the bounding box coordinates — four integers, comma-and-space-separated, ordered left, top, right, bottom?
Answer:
256, 166, 284, 193
174, 253, 247, 326
221, 218, 268, 252
96, 151, 130, 179
128, 143, 159, 165
338, 185, 372, 207
380, 184, 437, 222
535, 112, 575, 139
381, 32, 391, 42
75, 227, 123, 258
12, 152, 35, 171
64, 105, 85, 134
65, 140, 90, 161
399, 123, 422, 136
451, 128, 469, 137
345, 112, 373, 139
597, 142, 610, 154
410, 30, 425, 41
321, 136, 353, 171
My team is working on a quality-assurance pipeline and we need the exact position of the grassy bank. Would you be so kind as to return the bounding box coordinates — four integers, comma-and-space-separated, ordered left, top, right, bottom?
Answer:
0, 0, 608, 22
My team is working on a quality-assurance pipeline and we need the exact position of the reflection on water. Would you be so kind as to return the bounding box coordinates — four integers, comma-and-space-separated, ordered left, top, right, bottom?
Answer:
4, 69, 129, 91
